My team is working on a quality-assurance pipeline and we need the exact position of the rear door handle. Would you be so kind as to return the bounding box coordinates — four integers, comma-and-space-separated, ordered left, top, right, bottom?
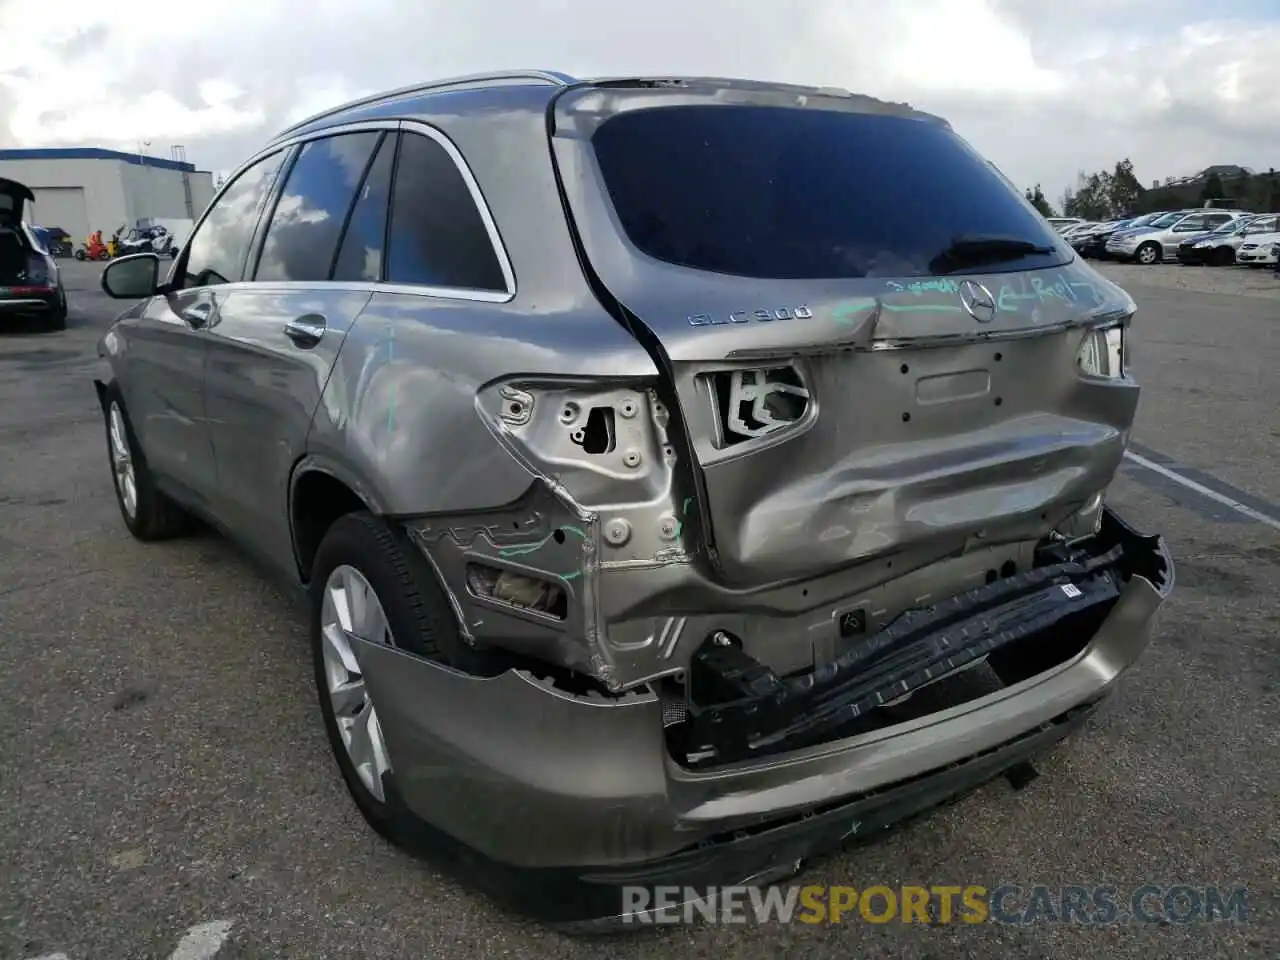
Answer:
284, 313, 326, 348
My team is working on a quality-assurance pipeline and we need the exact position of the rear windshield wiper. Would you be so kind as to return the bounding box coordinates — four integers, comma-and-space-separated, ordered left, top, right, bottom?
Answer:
929, 234, 1058, 274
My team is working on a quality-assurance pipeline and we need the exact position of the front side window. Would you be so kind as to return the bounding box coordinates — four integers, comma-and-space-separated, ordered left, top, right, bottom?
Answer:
254, 132, 383, 283
385, 131, 507, 292
590, 105, 1068, 280
182, 151, 285, 288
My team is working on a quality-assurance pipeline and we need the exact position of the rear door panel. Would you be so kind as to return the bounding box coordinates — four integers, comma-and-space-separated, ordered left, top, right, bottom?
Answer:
202, 130, 388, 576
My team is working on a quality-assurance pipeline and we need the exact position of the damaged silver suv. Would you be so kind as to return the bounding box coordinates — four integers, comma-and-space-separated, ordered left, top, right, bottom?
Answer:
94, 70, 1174, 926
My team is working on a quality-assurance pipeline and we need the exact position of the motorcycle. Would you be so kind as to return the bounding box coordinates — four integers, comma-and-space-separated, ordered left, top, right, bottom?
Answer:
75, 231, 111, 261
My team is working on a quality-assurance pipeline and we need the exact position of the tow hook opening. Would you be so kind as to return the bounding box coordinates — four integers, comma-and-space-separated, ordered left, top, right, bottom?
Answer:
665, 508, 1169, 770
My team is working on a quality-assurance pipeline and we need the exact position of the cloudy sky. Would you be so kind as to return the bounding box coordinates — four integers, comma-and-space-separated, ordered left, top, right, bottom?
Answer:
1, 0, 1277, 204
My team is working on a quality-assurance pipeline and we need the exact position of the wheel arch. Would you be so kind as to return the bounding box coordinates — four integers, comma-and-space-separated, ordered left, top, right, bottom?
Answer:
289, 455, 388, 584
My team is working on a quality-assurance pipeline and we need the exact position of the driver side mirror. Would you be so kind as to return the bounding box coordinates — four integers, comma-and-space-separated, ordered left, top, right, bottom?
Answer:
101, 253, 161, 299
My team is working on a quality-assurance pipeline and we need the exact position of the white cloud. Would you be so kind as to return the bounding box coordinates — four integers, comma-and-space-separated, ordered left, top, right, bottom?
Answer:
0, 0, 1277, 198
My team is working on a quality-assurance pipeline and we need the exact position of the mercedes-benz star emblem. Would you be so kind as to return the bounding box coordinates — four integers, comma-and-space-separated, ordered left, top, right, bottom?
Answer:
958, 279, 997, 324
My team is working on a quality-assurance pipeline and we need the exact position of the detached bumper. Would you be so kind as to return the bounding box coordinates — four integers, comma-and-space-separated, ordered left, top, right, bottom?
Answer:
354, 509, 1173, 924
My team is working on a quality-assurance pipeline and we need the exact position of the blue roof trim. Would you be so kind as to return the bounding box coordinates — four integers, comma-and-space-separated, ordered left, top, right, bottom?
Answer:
0, 147, 204, 173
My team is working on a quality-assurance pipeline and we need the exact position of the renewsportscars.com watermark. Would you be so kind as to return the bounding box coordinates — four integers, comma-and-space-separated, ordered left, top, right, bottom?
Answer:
621, 883, 1252, 926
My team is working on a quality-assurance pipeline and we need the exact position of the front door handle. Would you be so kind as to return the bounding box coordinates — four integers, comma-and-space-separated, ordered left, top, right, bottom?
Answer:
181, 301, 213, 328
284, 313, 326, 348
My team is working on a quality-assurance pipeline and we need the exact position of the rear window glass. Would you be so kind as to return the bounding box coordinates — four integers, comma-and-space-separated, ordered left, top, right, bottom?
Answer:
590, 105, 1068, 280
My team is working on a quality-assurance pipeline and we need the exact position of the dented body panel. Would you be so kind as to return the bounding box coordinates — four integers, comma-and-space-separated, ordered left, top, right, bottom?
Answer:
95, 72, 1174, 924
358, 514, 1171, 871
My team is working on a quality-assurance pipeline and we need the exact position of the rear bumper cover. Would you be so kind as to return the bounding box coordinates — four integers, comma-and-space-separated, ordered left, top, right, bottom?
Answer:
0, 295, 57, 311
354, 508, 1173, 923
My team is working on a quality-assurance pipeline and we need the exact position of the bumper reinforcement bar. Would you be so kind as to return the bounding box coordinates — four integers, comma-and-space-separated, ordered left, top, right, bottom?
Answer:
683, 510, 1161, 766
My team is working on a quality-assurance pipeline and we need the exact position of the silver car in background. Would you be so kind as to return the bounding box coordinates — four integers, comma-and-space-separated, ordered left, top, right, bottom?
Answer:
92, 70, 1174, 927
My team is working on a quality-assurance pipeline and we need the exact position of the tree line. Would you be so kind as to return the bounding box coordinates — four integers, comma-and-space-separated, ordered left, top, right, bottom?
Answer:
1022, 159, 1280, 221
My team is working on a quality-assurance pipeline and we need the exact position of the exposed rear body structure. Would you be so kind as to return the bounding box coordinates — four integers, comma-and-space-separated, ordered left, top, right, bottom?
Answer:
93, 71, 1174, 927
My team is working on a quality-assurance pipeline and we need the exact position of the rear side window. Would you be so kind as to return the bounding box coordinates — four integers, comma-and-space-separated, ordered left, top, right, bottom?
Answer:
332, 132, 395, 283
385, 131, 507, 292
254, 131, 382, 282
183, 151, 285, 287
590, 105, 1068, 280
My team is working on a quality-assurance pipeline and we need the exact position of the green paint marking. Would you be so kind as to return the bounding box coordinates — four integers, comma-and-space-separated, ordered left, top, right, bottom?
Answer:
831, 298, 878, 326
881, 303, 964, 313
673, 519, 683, 538
682, 497, 693, 515
498, 524, 587, 558
386, 328, 397, 434
560, 571, 581, 581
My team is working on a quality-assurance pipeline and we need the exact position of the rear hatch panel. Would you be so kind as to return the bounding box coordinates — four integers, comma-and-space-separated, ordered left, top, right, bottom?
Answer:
550, 83, 1139, 587
0, 177, 33, 230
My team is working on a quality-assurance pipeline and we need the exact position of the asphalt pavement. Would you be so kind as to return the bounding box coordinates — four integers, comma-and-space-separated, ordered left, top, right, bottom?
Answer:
1, 261, 1276, 959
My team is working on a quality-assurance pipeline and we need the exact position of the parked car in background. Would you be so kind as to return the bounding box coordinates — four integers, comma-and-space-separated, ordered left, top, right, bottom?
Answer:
1059, 221, 1096, 240
1177, 215, 1277, 266
0, 177, 68, 331
1075, 213, 1166, 259
1236, 226, 1280, 266
1047, 216, 1084, 232
36, 226, 74, 257
1106, 209, 1244, 264
88, 70, 1173, 926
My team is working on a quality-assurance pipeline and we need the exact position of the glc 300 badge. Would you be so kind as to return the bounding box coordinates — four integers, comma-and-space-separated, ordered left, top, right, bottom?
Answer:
688, 305, 813, 326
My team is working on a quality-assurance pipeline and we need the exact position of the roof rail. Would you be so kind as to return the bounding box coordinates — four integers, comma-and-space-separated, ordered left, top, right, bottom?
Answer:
270, 69, 578, 142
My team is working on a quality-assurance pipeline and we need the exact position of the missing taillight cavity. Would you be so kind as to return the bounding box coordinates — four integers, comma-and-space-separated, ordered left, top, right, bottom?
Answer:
571, 405, 616, 454
709, 366, 810, 446
466, 562, 568, 620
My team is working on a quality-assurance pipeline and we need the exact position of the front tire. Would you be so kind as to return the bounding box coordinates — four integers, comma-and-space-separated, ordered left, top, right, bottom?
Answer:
1135, 241, 1160, 265
309, 512, 508, 844
102, 387, 193, 540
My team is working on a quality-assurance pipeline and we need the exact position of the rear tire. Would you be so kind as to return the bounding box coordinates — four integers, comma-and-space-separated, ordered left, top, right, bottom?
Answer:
309, 511, 509, 845
102, 386, 194, 540
45, 292, 67, 331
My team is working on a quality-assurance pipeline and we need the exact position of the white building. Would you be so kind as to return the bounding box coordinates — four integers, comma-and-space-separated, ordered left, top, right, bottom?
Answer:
0, 147, 216, 242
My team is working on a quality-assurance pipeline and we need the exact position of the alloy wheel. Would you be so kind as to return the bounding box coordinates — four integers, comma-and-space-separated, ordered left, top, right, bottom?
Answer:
108, 402, 137, 519
320, 564, 395, 802
1138, 245, 1158, 264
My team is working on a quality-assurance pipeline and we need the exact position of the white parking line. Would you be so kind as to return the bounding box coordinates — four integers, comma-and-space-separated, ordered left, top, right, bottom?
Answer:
21, 919, 235, 960
1124, 451, 1280, 533
167, 920, 235, 960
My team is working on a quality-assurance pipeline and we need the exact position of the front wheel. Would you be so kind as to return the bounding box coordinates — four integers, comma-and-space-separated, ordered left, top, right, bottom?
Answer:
102, 388, 193, 540
1135, 242, 1161, 265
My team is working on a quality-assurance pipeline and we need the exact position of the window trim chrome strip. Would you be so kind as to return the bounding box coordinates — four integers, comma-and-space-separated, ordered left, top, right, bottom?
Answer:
180, 118, 516, 304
